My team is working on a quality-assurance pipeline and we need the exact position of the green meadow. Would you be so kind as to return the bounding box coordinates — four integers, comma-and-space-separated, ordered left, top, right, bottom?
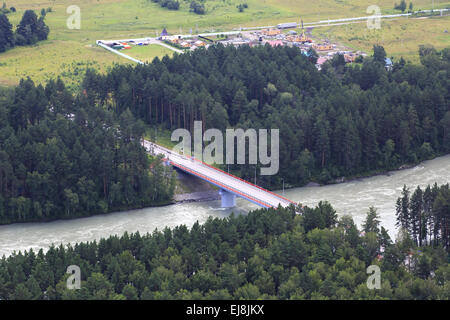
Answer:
311, 14, 450, 63
1, 0, 449, 87
125, 44, 174, 63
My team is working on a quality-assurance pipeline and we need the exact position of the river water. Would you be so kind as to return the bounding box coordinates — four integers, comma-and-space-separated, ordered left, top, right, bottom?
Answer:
0, 155, 449, 257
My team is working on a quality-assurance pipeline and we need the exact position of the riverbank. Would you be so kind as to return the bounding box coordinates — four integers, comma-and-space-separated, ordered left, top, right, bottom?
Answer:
174, 191, 219, 203
0, 154, 448, 257
173, 169, 219, 203
0, 153, 446, 226
279, 153, 447, 192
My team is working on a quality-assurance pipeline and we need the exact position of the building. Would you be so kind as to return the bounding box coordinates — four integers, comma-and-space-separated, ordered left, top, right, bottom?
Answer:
315, 56, 329, 70
313, 43, 333, 51
344, 53, 356, 63
262, 29, 281, 36
286, 33, 312, 43
266, 40, 284, 47
385, 57, 393, 71
159, 28, 169, 40
277, 22, 297, 29
194, 40, 206, 47
316, 56, 328, 65
180, 41, 191, 48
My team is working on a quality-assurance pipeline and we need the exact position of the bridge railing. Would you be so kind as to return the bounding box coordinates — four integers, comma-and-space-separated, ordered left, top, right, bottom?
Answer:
146, 140, 294, 208
170, 160, 277, 208
188, 156, 296, 205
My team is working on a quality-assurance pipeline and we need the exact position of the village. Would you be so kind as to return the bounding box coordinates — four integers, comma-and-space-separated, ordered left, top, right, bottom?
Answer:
98, 22, 369, 70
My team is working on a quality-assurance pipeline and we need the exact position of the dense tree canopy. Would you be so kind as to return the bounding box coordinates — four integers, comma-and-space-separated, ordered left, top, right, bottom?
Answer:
151, 0, 180, 11
80, 44, 450, 189
0, 197, 448, 300
0, 13, 14, 52
15, 10, 49, 45
397, 183, 450, 251
0, 9, 49, 52
0, 78, 176, 224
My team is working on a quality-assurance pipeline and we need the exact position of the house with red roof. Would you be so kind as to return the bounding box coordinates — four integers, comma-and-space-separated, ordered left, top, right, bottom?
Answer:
266, 40, 283, 47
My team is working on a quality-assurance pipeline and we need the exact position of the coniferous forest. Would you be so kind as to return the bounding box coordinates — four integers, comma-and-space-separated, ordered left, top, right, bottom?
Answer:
0, 33, 448, 301
81, 44, 450, 189
0, 10, 49, 53
0, 43, 449, 224
0, 78, 176, 224
396, 183, 450, 250
0, 193, 449, 300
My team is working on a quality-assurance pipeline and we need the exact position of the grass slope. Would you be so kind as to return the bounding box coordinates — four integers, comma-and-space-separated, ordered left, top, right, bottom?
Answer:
312, 15, 450, 63
1, 0, 449, 86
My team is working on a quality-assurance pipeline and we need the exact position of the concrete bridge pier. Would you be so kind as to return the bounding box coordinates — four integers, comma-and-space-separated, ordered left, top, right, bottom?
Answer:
219, 189, 236, 208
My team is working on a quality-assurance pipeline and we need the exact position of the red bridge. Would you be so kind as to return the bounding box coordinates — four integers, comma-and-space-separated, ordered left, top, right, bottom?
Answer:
143, 140, 296, 208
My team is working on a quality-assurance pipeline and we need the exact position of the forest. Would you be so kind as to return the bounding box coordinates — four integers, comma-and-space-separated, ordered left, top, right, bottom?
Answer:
0, 41, 448, 224
0, 9, 49, 53
0, 78, 176, 224
0, 188, 448, 300
396, 183, 449, 250
80, 43, 450, 189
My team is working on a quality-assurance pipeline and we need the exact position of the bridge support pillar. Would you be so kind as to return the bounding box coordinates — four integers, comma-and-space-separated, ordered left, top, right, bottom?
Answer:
219, 189, 236, 208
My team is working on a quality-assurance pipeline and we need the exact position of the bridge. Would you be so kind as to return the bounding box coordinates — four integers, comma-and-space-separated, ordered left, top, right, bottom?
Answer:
143, 140, 296, 209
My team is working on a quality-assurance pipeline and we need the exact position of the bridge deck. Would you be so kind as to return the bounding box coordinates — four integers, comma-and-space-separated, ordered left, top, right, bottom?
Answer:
143, 140, 295, 208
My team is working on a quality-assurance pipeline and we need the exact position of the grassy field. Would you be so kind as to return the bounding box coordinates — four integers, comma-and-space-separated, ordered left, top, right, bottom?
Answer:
311, 14, 450, 62
125, 44, 174, 63
0, 39, 128, 89
1, 0, 450, 87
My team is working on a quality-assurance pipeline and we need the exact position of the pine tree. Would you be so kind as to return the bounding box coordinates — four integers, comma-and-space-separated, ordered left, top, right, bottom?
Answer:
363, 117, 379, 170
432, 185, 450, 250
373, 45, 387, 64
36, 16, 49, 41
0, 13, 14, 52
363, 207, 381, 235
410, 186, 424, 246
423, 185, 434, 245
314, 115, 330, 169
396, 185, 410, 231
15, 9, 48, 45
16, 10, 39, 45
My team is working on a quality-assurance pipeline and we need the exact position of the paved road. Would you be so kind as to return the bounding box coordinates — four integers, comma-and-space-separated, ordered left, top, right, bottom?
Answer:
97, 8, 449, 64
142, 140, 295, 208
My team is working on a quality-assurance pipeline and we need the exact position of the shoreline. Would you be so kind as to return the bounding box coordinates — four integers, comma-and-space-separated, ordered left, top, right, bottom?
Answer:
1, 154, 449, 258
170, 158, 427, 204
174, 191, 220, 203
1, 154, 447, 226
284, 156, 442, 191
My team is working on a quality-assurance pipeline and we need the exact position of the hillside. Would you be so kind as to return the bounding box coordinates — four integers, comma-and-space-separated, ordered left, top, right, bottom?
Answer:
1, 0, 449, 87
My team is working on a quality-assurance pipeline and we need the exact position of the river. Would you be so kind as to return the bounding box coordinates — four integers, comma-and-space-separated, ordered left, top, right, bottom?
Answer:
0, 155, 449, 257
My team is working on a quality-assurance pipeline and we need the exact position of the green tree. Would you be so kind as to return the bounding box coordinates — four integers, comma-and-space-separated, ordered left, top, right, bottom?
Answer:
122, 284, 138, 300
373, 45, 387, 64
396, 185, 410, 231
0, 13, 14, 52
362, 207, 381, 235
234, 283, 261, 300
16, 10, 39, 45
10, 283, 33, 300
395, 0, 407, 12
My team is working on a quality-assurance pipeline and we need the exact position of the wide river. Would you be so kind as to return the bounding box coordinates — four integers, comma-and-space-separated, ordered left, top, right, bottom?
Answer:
0, 155, 449, 257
